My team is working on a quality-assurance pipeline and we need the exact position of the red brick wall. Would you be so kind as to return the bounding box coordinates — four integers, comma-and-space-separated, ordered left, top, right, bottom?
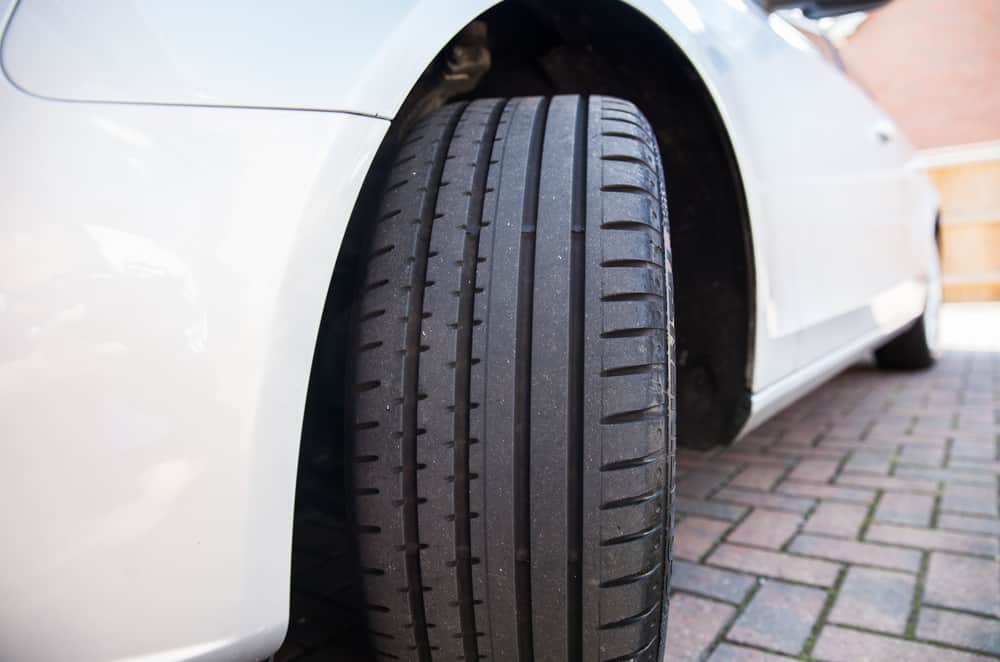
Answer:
839, 0, 1000, 149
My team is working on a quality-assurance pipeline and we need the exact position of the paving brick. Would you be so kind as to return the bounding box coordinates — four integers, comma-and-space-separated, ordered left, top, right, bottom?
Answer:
868, 429, 949, 447
895, 466, 996, 486
951, 441, 998, 461
803, 502, 868, 538
727, 581, 826, 655
713, 488, 815, 514
948, 459, 1000, 475
671, 559, 756, 604
913, 415, 953, 432
674, 516, 731, 561
776, 481, 875, 504
787, 459, 840, 482
941, 483, 999, 517
866, 523, 999, 557
788, 534, 920, 572
842, 450, 892, 475
664, 592, 735, 662
729, 465, 788, 491
707, 643, 797, 662
874, 492, 934, 527
827, 567, 915, 634
812, 625, 992, 662
708, 643, 797, 662
898, 445, 945, 466
769, 446, 847, 461
707, 543, 839, 587
727, 509, 803, 549
924, 551, 1000, 617
740, 429, 783, 449
823, 425, 868, 441
676, 496, 748, 523
715, 451, 795, 467
937, 513, 1000, 537
835, 473, 939, 494
780, 422, 829, 446
916, 607, 1000, 656
678, 470, 732, 498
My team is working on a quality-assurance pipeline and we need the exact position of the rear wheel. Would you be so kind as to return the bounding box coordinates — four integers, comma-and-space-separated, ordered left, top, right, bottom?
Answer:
875, 239, 941, 370
347, 95, 675, 661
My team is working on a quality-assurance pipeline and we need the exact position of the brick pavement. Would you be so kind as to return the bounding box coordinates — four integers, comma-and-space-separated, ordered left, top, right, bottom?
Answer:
664, 350, 1000, 661
279, 309, 1000, 662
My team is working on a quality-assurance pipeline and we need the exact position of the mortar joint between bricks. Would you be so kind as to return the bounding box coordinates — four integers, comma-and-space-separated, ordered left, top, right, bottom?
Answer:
697, 505, 754, 564
903, 550, 930, 640
703, 573, 764, 656
799, 564, 848, 661
857, 490, 882, 541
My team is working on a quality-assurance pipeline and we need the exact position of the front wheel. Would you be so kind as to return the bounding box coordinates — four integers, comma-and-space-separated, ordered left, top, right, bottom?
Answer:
346, 96, 675, 661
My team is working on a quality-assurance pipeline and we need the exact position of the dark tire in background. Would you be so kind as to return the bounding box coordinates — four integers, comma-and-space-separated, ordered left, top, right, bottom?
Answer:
875, 240, 941, 371
875, 314, 936, 370
347, 95, 675, 662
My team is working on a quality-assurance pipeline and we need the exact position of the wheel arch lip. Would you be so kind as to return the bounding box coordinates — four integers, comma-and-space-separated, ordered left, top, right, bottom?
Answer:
0, 68, 389, 659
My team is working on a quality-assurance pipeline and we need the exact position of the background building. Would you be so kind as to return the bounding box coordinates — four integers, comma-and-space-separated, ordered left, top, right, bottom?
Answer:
839, 0, 1000, 300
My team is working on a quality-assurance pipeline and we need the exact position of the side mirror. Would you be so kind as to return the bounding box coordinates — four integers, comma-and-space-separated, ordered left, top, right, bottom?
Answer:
762, 0, 891, 18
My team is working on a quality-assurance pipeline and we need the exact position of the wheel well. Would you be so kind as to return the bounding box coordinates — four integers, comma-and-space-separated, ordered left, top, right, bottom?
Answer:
305, 4, 755, 532
284, 2, 755, 654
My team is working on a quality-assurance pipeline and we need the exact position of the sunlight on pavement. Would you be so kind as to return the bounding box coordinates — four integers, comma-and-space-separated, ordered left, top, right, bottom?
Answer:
939, 302, 1000, 352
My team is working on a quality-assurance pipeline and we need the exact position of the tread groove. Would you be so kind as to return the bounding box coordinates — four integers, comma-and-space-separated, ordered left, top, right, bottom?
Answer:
453, 100, 507, 662
600, 363, 665, 377
514, 97, 549, 662
600, 522, 663, 547
600, 258, 661, 269
600, 404, 665, 425
600, 292, 664, 303
567, 95, 587, 662
600, 489, 662, 510
599, 449, 665, 472
598, 600, 660, 630
401, 102, 468, 662
599, 563, 662, 588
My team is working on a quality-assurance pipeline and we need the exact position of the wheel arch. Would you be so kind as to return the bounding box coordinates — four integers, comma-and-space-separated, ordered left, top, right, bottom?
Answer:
287, 1, 760, 654
316, 0, 759, 454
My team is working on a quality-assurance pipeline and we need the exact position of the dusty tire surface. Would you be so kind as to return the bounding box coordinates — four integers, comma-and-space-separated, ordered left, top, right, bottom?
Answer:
348, 95, 675, 662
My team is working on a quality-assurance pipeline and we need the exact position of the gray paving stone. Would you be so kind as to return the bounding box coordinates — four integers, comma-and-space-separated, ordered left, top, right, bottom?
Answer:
813, 625, 992, 662
671, 559, 755, 604
676, 496, 749, 522
727, 581, 826, 655
923, 551, 1000, 617
828, 566, 915, 634
916, 607, 1000, 656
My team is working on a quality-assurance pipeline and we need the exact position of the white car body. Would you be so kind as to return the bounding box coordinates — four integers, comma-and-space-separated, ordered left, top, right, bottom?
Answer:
0, 1, 937, 660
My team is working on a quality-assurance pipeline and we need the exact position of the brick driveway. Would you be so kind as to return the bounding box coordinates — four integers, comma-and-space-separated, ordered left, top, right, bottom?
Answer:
665, 334, 1000, 660
281, 306, 999, 661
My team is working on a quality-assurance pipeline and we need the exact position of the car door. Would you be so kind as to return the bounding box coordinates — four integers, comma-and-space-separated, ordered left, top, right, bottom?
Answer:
759, 12, 919, 369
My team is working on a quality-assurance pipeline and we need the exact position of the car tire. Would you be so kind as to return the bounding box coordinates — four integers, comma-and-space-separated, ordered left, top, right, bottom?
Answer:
874, 314, 936, 370
346, 95, 675, 662
875, 240, 941, 371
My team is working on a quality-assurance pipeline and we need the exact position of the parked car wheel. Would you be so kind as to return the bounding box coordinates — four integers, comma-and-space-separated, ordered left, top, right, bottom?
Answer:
875, 239, 941, 370
346, 95, 675, 661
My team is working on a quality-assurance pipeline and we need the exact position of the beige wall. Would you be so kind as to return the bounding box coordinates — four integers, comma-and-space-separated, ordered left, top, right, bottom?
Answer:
929, 156, 1000, 301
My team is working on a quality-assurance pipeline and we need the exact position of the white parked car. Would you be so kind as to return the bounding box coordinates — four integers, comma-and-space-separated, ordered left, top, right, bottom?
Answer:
0, 0, 939, 660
